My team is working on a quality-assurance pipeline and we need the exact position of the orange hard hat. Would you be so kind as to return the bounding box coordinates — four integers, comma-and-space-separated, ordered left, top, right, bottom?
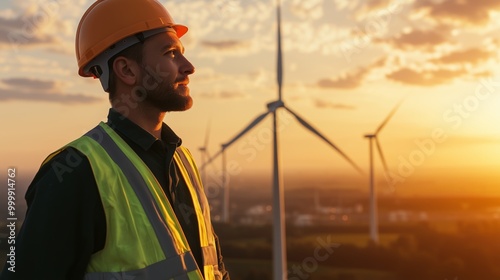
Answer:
76, 0, 188, 91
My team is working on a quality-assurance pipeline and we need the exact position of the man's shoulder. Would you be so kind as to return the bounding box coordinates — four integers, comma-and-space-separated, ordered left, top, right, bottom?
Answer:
42, 146, 91, 180
31, 146, 92, 187
25, 146, 96, 203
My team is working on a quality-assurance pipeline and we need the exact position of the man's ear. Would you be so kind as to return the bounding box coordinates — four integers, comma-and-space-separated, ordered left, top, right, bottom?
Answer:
112, 56, 140, 86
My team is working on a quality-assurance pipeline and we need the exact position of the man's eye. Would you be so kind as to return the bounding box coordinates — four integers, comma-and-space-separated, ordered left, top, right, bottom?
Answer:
164, 50, 175, 57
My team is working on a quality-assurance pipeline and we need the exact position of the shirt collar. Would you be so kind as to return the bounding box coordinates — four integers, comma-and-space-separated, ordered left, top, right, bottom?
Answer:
107, 108, 182, 151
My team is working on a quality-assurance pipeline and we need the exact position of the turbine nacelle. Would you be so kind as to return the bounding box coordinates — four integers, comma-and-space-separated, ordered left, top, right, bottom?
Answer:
267, 100, 285, 111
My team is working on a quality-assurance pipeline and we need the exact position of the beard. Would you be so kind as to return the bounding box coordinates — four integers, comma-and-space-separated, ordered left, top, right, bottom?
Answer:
141, 81, 193, 112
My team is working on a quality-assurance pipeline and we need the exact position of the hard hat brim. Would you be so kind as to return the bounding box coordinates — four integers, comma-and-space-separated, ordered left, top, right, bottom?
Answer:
173, 24, 188, 39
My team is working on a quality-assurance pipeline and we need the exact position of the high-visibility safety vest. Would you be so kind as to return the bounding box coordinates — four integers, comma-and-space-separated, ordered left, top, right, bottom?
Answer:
43, 122, 221, 280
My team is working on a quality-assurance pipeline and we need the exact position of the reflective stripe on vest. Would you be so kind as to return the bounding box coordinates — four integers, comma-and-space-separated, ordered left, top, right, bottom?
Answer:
84, 257, 201, 280
174, 148, 220, 278
48, 122, 219, 280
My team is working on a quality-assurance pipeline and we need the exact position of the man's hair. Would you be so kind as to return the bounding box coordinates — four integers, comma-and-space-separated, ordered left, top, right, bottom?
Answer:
107, 42, 144, 101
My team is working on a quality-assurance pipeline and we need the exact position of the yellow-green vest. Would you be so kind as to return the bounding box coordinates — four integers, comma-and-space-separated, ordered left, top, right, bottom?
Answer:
44, 122, 221, 280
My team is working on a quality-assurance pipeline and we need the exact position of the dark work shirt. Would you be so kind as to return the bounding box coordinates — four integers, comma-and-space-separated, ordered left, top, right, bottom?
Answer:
0, 109, 229, 280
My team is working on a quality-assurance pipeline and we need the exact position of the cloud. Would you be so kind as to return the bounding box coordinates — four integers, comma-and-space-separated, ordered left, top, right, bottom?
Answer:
180, 1, 352, 58
384, 46, 497, 87
0, 77, 101, 104
317, 69, 369, 89
200, 40, 250, 51
284, 21, 350, 55
354, 0, 397, 19
0, 0, 79, 52
473, 71, 493, 78
386, 67, 467, 86
191, 67, 226, 82
334, 0, 406, 22
290, 0, 324, 20
363, 0, 393, 12
247, 69, 270, 87
317, 57, 386, 89
314, 99, 355, 110
332, 0, 361, 11
2, 77, 59, 90
197, 90, 247, 100
170, 0, 273, 38
431, 48, 495, 65
0, 16, 57, 49
414, 0, 500, 26
333, 0, 396, 13
384, 28, 449, 50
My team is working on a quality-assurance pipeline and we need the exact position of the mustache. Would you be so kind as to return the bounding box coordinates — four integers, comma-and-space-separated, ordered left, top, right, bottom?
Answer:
175, 77, 189, 84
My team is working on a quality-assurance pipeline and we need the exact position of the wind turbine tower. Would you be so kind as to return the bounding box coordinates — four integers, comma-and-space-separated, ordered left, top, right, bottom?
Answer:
198, 121, 212, 185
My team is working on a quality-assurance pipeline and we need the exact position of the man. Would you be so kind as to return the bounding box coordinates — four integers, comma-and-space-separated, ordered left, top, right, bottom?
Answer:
0, 0, 229, 279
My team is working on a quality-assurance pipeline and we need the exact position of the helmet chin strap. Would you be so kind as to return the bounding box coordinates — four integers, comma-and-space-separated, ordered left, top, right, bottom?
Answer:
83, 27, 176, 92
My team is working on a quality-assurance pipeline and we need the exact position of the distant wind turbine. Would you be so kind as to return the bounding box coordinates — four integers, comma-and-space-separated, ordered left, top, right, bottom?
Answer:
314, 189, 334, 214
364, 102, 402, 244
198, 122, 231, 223
198, 120, 212, 185
203, 0, 363, 278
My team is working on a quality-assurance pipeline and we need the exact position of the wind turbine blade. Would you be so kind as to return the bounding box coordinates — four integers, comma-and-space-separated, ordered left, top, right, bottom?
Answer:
375, 100, 403, 134
223, 110, 272, 148
284, 106, 363, 174
374, 137, 389, 178
277, 0, 283, 92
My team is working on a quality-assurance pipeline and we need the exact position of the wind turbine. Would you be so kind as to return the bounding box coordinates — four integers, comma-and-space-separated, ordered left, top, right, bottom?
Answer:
204, 0, 363, 278
198, 121, 212, 185
198, 122, 231, 223
364, 102, 402, 244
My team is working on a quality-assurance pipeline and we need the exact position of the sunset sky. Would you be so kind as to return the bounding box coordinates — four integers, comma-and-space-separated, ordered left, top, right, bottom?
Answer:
1, 0, 500, 198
